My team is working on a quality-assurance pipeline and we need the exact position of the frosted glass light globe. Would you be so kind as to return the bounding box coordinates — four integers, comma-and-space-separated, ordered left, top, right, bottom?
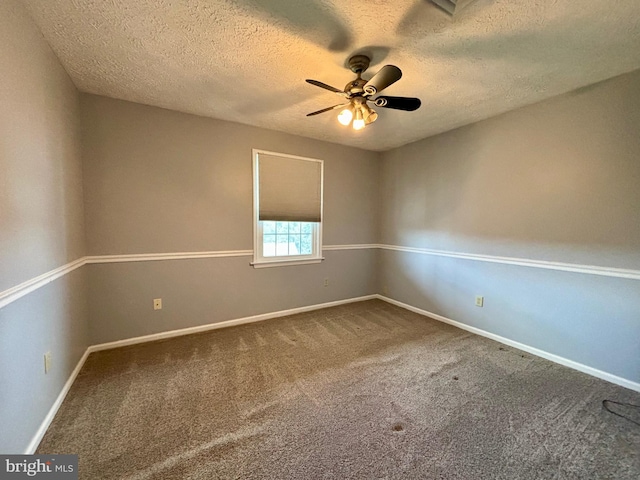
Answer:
337, 108, 353, 126
352, 118, 365, 130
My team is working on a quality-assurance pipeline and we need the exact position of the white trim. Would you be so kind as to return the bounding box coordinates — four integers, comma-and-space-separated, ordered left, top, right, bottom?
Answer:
89, 295, 377, 352
25, 348, 91, 454
378, 244, 640, 280
0, 247, 369, 310
85, 250, 252, 264
0, 258, 86, 310
375, 294, 640, 393
251, 148, 326, 164
323, 244, 379, 251
3, 244, 638, 311
250, 258, 324, 268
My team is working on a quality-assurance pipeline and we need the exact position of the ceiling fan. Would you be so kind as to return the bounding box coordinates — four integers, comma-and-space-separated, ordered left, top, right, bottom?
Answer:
305, 55, 421, 131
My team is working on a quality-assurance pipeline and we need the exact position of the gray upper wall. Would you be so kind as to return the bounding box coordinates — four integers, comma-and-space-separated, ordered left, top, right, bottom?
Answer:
80, 95, 380, 255
380, 70, 640, 270
0, 0, 85, 291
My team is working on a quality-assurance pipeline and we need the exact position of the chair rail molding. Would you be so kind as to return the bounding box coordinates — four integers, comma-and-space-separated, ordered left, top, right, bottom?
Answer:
2, 244, 638, 310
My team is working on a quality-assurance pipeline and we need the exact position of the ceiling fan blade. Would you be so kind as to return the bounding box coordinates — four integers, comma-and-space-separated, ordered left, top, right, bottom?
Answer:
363, 65, 402, 95
306, 79, 348, 96
306, 103, 350, 117
373, 96, 421, 111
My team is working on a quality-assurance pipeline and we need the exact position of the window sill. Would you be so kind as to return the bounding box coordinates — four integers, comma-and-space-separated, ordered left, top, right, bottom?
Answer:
251, 257, 325, 269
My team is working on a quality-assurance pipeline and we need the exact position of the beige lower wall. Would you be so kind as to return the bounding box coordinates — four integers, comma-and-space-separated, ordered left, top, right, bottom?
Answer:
0, 268, 88, 454
87, 249, 377, 344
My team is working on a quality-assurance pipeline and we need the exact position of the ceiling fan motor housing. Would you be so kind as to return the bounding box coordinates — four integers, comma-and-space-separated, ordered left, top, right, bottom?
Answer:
345, 78, 367, 95
348, 55, 371, 74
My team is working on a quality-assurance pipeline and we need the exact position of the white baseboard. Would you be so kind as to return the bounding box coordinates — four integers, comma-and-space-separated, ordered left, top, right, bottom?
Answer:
375, 294, 640, 393
25, 348, 91, 454
89, 295, 378, 352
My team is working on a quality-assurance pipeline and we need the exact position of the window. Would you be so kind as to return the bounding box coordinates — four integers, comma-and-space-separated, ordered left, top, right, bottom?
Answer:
252, 149, 323, 268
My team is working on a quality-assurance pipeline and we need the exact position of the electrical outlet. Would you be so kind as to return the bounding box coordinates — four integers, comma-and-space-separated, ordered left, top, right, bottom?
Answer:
324, 278, 329, 287
383, 285, 389, 295
154, 298, 162, 310
44, 352, 52, 374
475, 296, 484, 307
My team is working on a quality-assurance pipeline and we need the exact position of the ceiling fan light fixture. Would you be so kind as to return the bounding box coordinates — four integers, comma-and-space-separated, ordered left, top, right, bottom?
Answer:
352, 108, 365, 130
306, 55, 421, 131
364, 107, 378, 125
337, 107, 353, 126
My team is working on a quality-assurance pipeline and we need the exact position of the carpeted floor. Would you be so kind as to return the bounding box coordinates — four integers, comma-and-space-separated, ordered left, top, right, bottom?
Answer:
38, 299, 640, 479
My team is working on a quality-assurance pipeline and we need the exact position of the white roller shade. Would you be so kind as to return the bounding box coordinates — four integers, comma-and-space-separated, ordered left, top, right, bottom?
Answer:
257, 152, 322, 222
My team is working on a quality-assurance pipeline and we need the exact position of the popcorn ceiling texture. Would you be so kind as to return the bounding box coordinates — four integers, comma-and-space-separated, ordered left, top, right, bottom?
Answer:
21, 0, 640, 151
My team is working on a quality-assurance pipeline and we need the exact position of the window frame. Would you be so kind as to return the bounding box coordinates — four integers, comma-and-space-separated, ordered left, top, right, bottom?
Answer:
251, 149, 324, 268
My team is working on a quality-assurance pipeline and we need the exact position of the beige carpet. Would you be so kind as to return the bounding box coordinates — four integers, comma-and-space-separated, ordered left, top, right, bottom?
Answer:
38, 299, 640, 479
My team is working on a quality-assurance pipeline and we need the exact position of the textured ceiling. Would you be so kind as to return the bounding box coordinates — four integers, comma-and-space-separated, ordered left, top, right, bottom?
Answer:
21, 0, 640, 151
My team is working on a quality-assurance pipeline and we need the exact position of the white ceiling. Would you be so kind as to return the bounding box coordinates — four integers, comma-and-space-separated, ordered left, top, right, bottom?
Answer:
21, 0, 640, 151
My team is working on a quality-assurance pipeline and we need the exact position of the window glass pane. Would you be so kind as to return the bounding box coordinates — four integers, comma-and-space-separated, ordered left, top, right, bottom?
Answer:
300, 234, 313, 255
263, 225, 317, 258
262, 234, 276, 257
288, 222, 301, 233
276, 235, 289, 256
262, 221, 276, 234
288, 235, 301, 255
